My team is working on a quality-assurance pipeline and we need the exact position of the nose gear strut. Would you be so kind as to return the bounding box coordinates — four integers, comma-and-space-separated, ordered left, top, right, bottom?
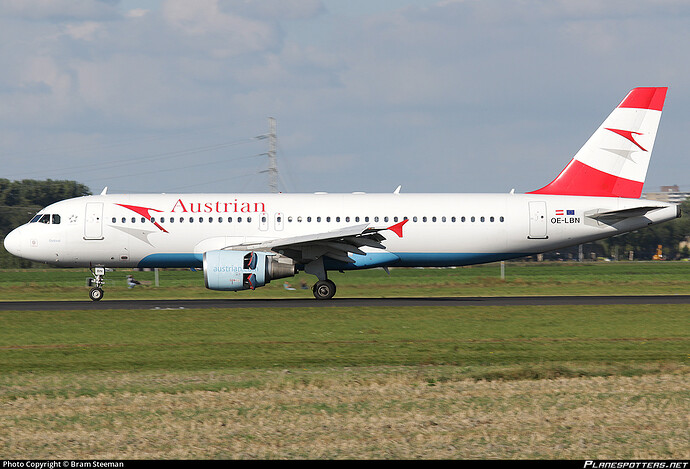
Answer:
88, 266, 106, 301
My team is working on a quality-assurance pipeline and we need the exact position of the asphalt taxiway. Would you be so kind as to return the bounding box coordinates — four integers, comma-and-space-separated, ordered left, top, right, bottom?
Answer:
1, 295, 690, 310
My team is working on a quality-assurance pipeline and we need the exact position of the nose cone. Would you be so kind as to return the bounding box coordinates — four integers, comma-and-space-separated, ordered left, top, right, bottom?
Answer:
3, 227, 23, 258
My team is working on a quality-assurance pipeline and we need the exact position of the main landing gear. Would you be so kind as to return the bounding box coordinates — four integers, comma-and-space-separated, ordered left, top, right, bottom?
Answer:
88, 266, 106, 301
312, 279, 336, 300
305, 258, 337, 300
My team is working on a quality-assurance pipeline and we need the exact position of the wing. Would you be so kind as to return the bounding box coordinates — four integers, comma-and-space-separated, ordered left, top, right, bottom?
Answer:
222, 219, 408, 265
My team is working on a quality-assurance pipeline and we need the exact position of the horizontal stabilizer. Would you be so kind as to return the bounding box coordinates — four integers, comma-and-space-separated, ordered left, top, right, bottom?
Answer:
586, 206, 663, 220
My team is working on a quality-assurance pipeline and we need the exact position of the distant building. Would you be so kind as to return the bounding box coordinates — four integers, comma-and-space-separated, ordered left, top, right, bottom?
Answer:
642, 185, 690, 204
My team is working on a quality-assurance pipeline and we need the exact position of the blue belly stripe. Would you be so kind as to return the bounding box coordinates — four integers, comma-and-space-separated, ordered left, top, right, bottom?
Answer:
138, 252, 529, 269
138, 253, 203, 268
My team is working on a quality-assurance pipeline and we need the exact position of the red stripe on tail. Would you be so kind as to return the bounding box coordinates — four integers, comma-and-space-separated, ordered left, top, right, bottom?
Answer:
527, 159, 644, 198
617, 87, 667, 111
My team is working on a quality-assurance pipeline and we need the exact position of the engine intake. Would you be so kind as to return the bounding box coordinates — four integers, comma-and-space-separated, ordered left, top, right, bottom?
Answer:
203, 250, 296, 291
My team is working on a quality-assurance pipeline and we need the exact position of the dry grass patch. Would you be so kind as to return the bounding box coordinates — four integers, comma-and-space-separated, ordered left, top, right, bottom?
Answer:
1, 371, 687, 459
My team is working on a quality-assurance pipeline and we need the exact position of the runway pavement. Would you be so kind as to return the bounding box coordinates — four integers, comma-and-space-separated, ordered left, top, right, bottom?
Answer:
1, 295, 690, 310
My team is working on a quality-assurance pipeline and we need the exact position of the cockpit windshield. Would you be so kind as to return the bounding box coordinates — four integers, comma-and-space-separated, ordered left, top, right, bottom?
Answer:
29, 213, 60, 224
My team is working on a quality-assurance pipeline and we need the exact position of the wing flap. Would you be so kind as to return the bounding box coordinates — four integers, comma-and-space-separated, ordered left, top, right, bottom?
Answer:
224, 224, 370, 252
220, 223, 394, 264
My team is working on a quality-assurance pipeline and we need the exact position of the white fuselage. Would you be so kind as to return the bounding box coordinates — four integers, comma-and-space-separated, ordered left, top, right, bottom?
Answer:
3, 192, 679, 270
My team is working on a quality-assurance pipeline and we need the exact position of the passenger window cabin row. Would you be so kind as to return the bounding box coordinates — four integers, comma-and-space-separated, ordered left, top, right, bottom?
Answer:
31, 212, 506, 227
110, 215, 506, 225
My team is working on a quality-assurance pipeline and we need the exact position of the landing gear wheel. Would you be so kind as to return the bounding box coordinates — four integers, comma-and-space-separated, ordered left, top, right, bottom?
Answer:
89, 287, 104, 302
88, 266, 107, 301
312, 279, 336, 300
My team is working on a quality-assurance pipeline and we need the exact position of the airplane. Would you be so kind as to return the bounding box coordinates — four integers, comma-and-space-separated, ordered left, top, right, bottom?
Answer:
3, 87, 680, 301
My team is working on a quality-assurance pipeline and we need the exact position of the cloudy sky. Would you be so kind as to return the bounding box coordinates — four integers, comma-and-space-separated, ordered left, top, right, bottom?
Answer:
1, 0, 689, 196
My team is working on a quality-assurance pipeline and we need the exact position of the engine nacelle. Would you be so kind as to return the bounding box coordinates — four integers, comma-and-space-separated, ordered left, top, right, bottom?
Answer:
203, 250, 296, 291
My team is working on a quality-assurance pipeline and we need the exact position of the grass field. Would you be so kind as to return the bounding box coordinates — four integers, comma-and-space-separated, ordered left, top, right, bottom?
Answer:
0, 262, 688, 459
2, 260, 690, 300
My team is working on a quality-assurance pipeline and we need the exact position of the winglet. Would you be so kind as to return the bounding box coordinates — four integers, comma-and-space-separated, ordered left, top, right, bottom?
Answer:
387, 218, 409, 238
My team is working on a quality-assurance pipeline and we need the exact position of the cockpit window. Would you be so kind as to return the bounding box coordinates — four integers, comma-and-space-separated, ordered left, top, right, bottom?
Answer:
30, 213, 60, 224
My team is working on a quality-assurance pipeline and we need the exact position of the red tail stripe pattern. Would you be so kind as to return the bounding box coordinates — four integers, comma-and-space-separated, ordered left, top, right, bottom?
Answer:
528, 159, 644, 198
617, 87, 667, 111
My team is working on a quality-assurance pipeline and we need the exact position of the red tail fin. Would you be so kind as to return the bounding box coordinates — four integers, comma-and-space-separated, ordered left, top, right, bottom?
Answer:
528, 87, 667, 198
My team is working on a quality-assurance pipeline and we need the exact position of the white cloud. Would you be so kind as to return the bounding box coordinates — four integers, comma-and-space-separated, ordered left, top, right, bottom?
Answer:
1, 0, 689, 193
64, 21, 102, 40
162, 0, 280, 57
218, 0, 325, 20
0, 0, 119, 21
126, 8, 149, 18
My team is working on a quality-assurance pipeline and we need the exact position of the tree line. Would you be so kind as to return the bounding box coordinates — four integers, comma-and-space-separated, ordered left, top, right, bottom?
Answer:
0, 179, 91, 267
1, 179, 689, 267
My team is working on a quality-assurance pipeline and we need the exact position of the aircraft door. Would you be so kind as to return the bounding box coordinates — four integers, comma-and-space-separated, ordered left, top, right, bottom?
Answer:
84, 202, 104, 240
528, 201, 548, 239
259, 212, 269, 231
275, 212, 284, 231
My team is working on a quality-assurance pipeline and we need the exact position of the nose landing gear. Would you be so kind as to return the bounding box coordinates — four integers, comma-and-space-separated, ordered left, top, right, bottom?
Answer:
88, 266, 106, 301
89, 286, 104, 301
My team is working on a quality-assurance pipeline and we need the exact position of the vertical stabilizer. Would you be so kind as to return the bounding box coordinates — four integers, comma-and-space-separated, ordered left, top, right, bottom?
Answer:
529, 87, 667, 198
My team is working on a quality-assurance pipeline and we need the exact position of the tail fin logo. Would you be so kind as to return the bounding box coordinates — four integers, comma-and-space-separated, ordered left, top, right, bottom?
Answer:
528, 87, 666, 199
605, 128, 647, 152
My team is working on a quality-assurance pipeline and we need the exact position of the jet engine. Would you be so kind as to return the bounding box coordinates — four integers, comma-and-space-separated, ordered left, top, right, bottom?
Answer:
203, 250, 296, 291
